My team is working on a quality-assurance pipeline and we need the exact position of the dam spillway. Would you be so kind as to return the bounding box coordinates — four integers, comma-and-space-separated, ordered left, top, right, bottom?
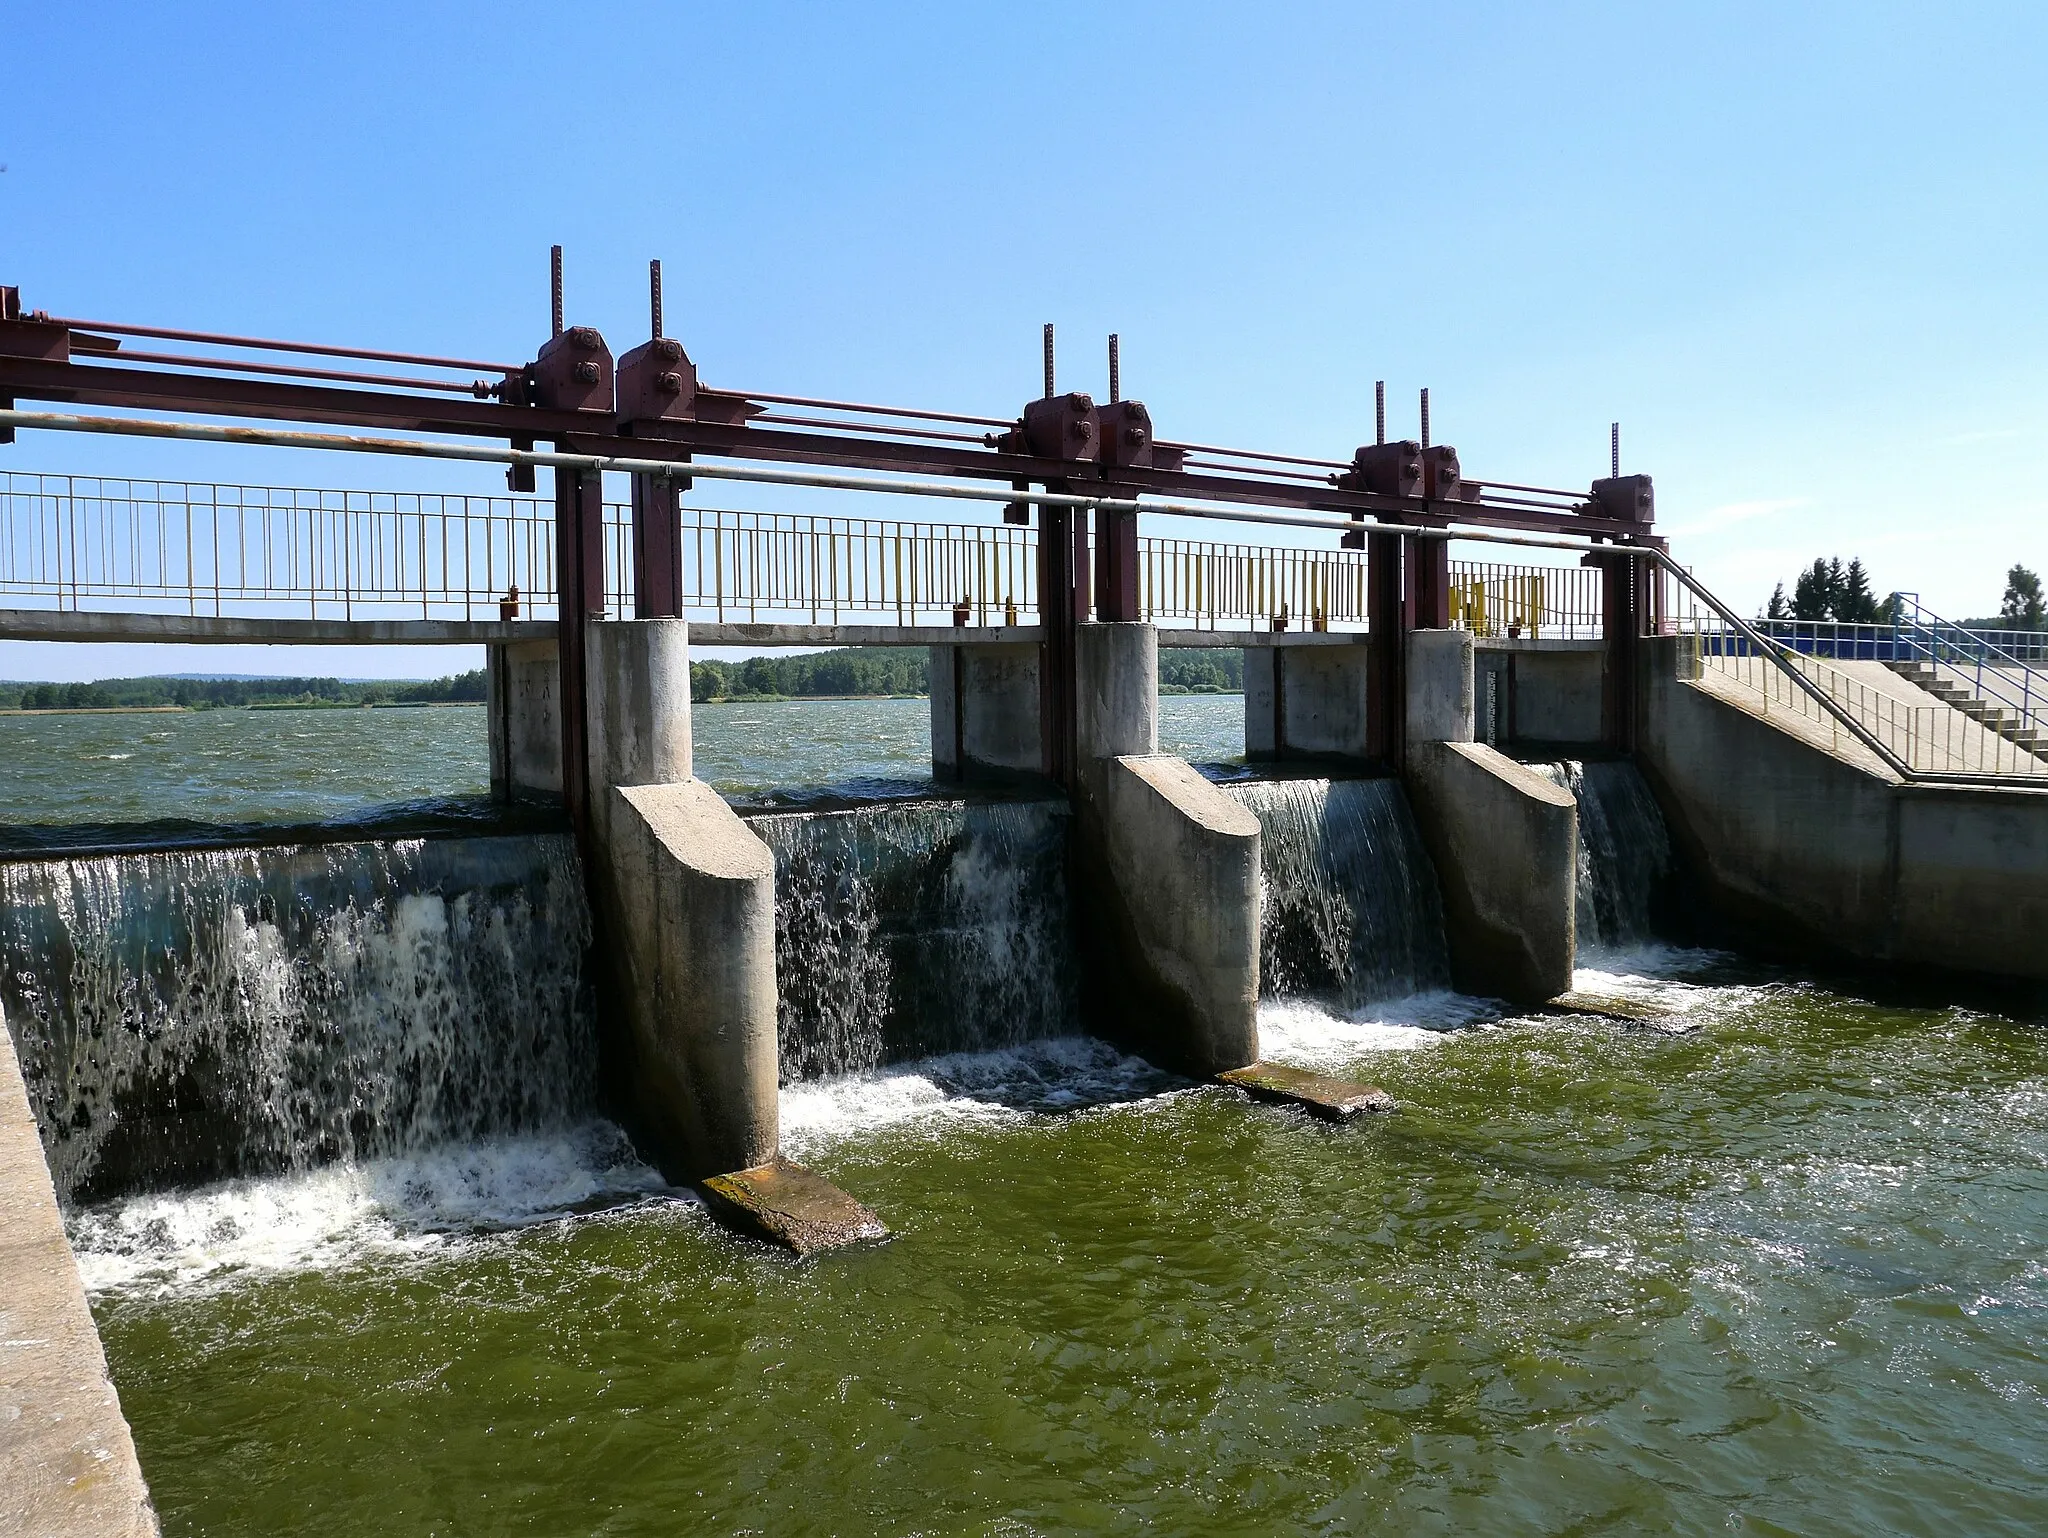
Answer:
0, 835, 595, 1205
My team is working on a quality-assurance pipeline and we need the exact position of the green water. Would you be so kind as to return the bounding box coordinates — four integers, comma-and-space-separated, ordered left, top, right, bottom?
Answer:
0, 693, 1246, 822
18, 696, 2048, 1531
82, 968, 2048, 1535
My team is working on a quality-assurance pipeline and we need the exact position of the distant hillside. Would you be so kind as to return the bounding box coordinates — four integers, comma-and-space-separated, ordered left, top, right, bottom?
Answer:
689, 645, 1246, 702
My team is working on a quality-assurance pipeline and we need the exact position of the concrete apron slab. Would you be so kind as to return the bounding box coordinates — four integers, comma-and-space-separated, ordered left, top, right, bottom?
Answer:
1545, 990, 1688, 1030
698, 1158, 888, 1256
1218, 1061, 1396, 1121
0, 1026, 159, 1537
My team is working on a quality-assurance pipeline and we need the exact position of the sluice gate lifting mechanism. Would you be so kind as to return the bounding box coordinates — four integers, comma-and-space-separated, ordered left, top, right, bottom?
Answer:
0, 257, 1656, 801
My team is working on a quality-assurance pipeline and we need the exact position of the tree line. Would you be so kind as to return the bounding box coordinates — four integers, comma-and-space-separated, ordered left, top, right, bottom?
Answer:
1762, 560, 2044, 631
687, 646, 1247, 701
0, 671, 488, 711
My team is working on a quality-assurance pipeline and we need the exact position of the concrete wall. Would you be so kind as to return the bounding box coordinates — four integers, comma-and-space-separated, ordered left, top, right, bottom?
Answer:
930, 641, 1041, 780
488, 638, 563, 800
1400, 629, 1578, 1003
0, 1024, 158, 1538
582, 620, 779, 1179
1245, 645, 1371, 761
1506, 647, 1604, 745
1639, 637, 2048, 981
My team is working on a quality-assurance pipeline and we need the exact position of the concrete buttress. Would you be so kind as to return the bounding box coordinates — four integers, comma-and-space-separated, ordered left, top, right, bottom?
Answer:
1400, 629, 1578, 1002
1071, 622, 1262, 1075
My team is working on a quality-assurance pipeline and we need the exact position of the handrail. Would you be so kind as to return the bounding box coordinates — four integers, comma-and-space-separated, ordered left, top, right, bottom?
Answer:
1649, 555, 1922, 780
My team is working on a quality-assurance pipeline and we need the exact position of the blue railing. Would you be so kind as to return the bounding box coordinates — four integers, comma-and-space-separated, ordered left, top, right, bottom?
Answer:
1700, 598, 2046, 732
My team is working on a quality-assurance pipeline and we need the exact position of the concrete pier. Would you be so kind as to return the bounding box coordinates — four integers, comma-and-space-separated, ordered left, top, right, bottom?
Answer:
0, 1025, 158, 1538
1401, 629, 1578, 1002
930, 640, 1041, 780
583, 620, 779, 1179
1072, 623, 1263, 1076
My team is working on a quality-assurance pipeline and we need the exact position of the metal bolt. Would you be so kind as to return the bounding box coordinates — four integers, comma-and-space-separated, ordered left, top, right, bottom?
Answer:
574, 361, 599, 384
657, 371, 682, 394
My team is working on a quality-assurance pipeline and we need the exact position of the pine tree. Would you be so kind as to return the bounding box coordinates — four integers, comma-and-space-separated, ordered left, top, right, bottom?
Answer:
2000, 565, 2045, 629
1841, 559, 1879, 623
1764, 582, 1789, 621
1792, 559, 1834, 620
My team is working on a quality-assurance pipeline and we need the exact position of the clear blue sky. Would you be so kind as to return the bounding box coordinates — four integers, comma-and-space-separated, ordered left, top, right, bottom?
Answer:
3, 1, 2044, 679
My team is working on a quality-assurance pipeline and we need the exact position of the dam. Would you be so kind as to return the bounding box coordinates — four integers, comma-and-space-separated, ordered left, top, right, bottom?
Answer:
3, 283, 2047, 1534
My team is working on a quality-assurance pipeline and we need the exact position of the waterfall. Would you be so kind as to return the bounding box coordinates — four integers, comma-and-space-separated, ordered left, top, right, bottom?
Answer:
1531, 759, 1674, 950
1222, 777, 1450, 1007
0, 835, 595, 1205
752, 797, 1079, 1082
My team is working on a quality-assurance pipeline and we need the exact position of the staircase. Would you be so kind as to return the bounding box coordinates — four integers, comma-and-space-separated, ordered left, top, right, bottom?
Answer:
1887, 660, 2048, 758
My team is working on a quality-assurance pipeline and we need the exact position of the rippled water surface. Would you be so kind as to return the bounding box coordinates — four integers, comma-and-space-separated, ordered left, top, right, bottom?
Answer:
82, 955, 2048, 1536
0, 693, 1247, 822
17, 697, 2048, 1532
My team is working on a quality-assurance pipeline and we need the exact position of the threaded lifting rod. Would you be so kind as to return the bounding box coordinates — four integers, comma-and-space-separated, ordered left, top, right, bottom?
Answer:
1420, 387, 1430, 450
1042, 323, 1055, 398
650, 260, 664, 341
1375, 380, 1385, 445
1108, 334, 1120, 403
550, 246, 564, 339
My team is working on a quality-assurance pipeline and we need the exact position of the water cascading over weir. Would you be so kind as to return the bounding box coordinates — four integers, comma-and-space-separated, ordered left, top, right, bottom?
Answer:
1221, 777, 1451, 1008
1529, 760, 1675, 952
0, 836, 595, 1206
750, 797, 1079, 1080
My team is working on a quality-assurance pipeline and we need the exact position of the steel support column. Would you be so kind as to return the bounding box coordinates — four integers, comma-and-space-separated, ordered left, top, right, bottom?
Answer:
1037, 487, 1089, 785
630, 471, 683, 618
1366, 530, 1407, 764
1094, 505, 1139, 622
1409, 534, 1451, 630
1597, 549, 1639, 752
555, 462, 606, 839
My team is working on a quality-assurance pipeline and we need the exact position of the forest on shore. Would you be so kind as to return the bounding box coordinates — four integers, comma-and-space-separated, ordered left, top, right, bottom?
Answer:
1, 647, 1250, 711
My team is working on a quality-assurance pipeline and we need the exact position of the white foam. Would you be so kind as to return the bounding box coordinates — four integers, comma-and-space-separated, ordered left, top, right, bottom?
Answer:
779, 1035, 1171, 1158
1255, 991, 1493, 1073
67, 1122, 685, 1297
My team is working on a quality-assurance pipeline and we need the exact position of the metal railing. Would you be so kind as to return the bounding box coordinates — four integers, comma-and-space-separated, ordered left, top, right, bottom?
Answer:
3, 470, 1599, 639
1651, 569, 2048, 781
1, 471, 554, 621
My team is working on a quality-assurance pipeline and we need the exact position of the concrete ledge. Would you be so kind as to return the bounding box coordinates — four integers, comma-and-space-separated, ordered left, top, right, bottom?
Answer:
0, 1025, 158, 1537
602, 780, 779, 1179
698, 1158, 887, 1255
0, 608, 551, 646
1405, 740, 1577, 1003
1081, 754, 1262, 1075
1218, 1061, 1394, 1119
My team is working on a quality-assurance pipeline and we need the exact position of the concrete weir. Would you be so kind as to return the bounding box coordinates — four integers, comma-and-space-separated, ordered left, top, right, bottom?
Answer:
0, 1026, 159, 1537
